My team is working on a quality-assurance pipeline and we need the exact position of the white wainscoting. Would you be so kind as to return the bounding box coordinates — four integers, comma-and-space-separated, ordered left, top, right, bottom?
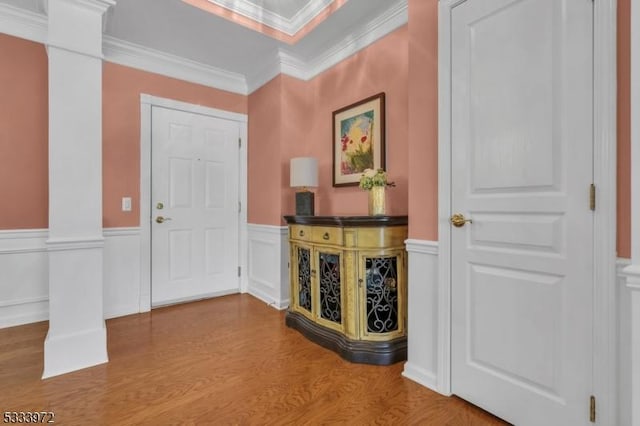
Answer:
402, 238, 629, 422
103, 228, 142, 319
0, 228, 142, 329
402, 239, 440, 392
619, 258, 633, 426
246, 224, 289, 310
0, 229, 49, 328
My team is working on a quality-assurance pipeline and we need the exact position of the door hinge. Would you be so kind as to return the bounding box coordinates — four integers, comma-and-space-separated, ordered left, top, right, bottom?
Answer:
589, 184, 596, 211
238, 201, 241, 213
589, 395, 596, 423
238, 266, 241, 277
238, 137, 242, 148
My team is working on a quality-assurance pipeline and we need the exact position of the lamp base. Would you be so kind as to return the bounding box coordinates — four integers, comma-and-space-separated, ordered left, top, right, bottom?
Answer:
295, 191, 315, 216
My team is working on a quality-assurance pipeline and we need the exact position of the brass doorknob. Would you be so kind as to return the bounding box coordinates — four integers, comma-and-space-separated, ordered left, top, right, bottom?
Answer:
156, 216, 172, 224
450, 213, 472, 228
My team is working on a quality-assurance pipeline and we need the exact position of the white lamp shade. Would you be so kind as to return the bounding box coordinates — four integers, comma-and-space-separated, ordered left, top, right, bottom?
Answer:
290, 157, 318, 188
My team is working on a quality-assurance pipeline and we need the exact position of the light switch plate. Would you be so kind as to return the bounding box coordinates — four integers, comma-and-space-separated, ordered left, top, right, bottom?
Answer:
122, 197, 132, 212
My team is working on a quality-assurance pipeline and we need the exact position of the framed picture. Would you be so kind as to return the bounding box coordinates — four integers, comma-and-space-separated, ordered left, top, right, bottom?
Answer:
332, 92, 385, 187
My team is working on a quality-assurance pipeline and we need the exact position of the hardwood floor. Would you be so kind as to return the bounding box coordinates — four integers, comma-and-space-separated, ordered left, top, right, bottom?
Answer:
0, 294, 508, 425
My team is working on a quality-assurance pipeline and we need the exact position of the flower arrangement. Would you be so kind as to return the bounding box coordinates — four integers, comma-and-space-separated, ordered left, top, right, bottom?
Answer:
359, 168, 395, 190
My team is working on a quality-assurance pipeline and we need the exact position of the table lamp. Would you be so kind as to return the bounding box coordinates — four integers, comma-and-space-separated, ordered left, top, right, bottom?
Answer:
290, 157, 318, 216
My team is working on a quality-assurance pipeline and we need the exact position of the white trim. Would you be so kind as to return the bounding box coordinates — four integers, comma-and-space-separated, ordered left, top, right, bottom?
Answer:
302, 0, 407, 80
140, 94, 247, 122
247, 223, 289, 235
592, 1, 618, 425
0, 2, 47, 43
436, 0, 458, 396
46, 237, 105, 251
1, 1, 405, 96
437, 0, 618, 421
633, 0, 640, 266
245, 0, 408, 92
0, 296, 48, 308
103, 36, 248, 95
405, 239, 438, 255
139, 95, 248, 313
103, 227, 141, 237
208, 0, 335, 36
402, 363, 438, 391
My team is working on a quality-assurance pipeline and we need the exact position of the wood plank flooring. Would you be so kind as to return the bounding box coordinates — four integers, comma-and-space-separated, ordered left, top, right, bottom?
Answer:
0, 294, 508, 425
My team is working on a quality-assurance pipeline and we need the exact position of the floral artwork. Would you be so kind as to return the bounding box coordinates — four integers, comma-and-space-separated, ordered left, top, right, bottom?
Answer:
340, 112, 374, 175
333, 93, 385, 186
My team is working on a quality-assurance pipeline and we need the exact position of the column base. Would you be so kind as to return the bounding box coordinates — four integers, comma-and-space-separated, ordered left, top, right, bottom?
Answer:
43, 324, 108, 379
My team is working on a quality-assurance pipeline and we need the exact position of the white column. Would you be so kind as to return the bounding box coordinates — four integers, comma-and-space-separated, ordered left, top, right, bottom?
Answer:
624, 0, 640, 424
43, 0, 115, 379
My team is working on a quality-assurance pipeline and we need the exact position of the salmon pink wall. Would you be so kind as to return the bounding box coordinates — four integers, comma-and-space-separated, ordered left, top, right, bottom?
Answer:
102, 62, 247, 228
0, 34, 48, 230
248, 26, 409, 225
618, 0, 631, 258
247, 76, 284, 225
407, 0, 438, 240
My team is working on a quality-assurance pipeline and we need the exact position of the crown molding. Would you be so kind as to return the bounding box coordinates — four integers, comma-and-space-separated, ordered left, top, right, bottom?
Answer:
304, 0, 407, 78
245, 0, 407, 92
0, 2, 47, 43
1, 0, 405, 96
102, 36, 248, 95
208, 0, 334, 36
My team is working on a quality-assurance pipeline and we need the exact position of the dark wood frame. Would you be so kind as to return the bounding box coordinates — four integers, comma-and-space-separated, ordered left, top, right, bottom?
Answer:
332, 92, 386, 187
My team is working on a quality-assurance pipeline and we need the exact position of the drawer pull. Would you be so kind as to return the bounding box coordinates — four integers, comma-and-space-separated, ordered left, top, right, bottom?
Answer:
323, 232, 330, 240
299, 230, 305, 237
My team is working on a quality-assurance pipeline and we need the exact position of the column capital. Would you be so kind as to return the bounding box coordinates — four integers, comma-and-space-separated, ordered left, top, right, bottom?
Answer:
46, 0, 116, 15
47, 0, 115, 57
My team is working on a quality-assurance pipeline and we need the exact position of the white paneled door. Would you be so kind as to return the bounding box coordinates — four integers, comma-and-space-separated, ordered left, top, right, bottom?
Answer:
450, 0, 594, 425
151, 106, 240, 306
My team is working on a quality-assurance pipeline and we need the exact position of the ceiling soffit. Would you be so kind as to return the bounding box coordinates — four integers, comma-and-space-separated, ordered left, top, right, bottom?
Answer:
182, 0, 348, 44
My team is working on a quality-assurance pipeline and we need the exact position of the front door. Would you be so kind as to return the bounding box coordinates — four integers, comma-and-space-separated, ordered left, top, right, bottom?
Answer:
151, 106, 240, 306
450, 0, 594, 424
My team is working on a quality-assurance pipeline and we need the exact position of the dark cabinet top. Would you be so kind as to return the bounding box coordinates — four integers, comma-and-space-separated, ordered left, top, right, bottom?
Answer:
283, 215, 408, 227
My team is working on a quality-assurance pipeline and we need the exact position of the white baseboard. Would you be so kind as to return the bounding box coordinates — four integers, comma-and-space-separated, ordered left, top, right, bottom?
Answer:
402, 362, 438, 391
247, 224, 289, 310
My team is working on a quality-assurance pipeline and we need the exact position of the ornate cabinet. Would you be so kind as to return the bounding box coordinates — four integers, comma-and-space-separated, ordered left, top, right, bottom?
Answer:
284, 215, 408, 365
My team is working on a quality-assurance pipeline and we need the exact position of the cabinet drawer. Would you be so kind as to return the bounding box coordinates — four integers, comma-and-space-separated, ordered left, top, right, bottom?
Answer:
290, 225, 311, 241
311, 227, 343, 245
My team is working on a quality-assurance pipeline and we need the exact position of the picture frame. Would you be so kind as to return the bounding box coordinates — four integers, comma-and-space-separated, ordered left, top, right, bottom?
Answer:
332, 92, 385, 187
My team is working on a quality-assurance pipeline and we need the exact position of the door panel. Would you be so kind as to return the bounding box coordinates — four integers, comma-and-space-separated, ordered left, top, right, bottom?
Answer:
450, 0, 593, 424
152, 106, 240, 306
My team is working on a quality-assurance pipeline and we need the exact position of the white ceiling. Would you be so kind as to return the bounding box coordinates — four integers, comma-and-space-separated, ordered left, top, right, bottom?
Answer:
0, 0, 407, 93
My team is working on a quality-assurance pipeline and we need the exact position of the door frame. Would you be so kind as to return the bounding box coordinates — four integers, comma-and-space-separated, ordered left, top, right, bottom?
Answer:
437, 0, 618, 424
139, 94, 249, 311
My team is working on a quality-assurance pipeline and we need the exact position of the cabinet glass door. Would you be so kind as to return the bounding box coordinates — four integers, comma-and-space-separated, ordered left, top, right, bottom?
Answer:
364, 256, 399, 334
296, 246, 312, 314
317, 251, 342, 326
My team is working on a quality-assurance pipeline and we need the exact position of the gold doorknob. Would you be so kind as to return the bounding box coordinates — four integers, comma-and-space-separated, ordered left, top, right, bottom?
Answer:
156, 216, 172, 224
450, 213, 472, 228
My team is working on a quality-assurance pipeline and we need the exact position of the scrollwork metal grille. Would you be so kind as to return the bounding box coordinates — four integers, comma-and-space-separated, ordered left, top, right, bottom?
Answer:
365, 257, 398, 333
297, 247, 312, 312
319, 252, 341, 324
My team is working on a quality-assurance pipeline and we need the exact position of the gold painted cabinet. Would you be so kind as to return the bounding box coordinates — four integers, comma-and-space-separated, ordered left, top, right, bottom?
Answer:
285, 216, 408, 365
